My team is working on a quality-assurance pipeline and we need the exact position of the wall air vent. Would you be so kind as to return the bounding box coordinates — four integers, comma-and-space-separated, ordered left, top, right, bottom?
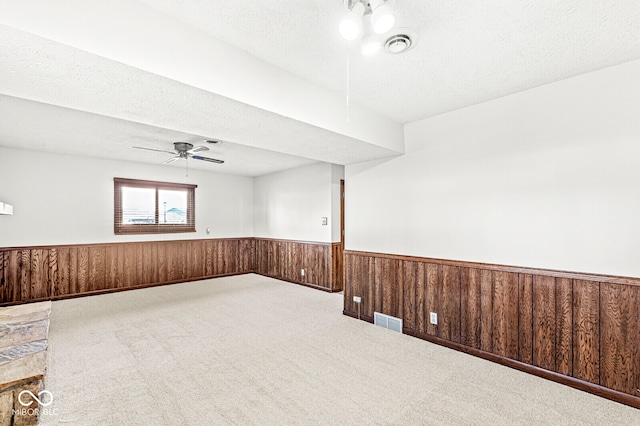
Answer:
373, 312, 403, 333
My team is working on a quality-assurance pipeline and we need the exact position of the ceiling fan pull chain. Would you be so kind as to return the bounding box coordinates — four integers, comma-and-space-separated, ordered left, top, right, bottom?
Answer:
346, 49, 350, 122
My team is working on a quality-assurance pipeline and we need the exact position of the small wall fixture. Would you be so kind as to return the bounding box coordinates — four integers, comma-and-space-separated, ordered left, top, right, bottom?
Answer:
0, 202, 14, 215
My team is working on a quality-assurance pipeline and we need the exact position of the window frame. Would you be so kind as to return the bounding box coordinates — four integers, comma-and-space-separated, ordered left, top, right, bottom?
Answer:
114, 178, 197, 235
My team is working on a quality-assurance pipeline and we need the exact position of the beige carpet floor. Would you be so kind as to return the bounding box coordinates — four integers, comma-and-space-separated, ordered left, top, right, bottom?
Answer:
40, 274, 640, 425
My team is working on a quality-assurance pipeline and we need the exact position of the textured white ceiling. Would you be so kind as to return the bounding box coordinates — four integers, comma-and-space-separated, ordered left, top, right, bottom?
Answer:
140, 0, 640, 123
0, 24, 400, 174
0, 0, 639, 176
0, 95, 318, 177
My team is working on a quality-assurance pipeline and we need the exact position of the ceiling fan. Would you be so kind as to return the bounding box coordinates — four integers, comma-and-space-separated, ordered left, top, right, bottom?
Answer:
133, 142, 224, 165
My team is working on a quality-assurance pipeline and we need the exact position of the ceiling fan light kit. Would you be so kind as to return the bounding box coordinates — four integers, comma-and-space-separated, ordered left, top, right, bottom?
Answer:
339, 0, 413, 55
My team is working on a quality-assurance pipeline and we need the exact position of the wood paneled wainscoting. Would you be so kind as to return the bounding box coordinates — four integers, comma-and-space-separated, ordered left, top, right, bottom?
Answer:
0, 237, 343, 305
0, 238, 256, 304
254, 238, 343, 292
343, 250, 640, 409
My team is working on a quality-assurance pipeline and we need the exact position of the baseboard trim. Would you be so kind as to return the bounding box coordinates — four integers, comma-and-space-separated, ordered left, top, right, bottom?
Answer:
1, 272, 341, 307
343, 309, 640, 410
257, 273, 339, 293
0, 272, 251, 306
342, 309, 373, 323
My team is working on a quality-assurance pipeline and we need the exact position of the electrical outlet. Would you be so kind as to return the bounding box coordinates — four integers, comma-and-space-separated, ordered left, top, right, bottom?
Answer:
353, 296, 361, 303
301, 269, 305, 276
430, 312, 438, 325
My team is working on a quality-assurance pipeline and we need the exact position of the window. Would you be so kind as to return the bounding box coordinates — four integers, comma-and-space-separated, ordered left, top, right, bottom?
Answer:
114, 178, 197, 234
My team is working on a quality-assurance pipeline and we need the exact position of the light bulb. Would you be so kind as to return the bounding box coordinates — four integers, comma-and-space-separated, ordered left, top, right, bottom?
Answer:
371, 4, 396, 34
361, 35, 382, 55
339, 20, 361, 41
339, 2, 365, 41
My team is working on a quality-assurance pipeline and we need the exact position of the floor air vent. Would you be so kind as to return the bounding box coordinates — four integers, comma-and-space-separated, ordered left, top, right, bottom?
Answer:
373, 312, 403, 333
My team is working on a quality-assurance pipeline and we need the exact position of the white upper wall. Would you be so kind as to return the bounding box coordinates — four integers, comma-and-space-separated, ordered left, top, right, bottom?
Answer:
0, 1, 403, 154
253, 163, 343, 243
346, 59, 640, 277
0, 146, 253, 247
0, 144, 342, 248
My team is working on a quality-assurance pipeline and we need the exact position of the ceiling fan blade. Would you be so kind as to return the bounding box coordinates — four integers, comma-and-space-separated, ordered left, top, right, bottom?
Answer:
187, 145, 209, 154
163, 156, 180, 164
133, 146, 176, 155
191, 155, 224, 164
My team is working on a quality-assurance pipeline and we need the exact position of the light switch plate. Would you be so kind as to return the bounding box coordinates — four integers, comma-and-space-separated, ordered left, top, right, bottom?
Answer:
321, 217, 328, 225
353, 296, 361, 303
430, 312, 438, 325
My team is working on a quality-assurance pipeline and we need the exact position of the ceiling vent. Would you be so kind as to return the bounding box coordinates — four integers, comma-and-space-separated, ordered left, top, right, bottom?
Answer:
384, 33, 412, 54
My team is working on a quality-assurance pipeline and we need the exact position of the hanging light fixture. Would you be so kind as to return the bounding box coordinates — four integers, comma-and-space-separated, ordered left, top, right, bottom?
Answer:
339, 1, 366, 41
339, 0, 413, 55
